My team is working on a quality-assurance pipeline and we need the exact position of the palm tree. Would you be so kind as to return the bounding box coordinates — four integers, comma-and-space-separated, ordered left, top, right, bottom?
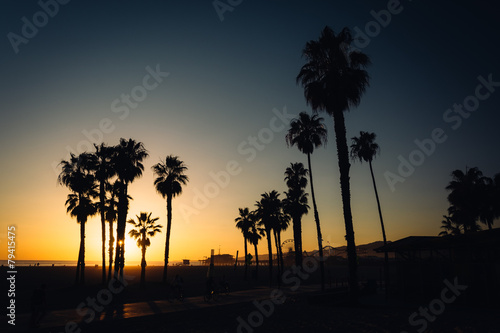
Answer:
235, 207, 253, 280
113, 138, 149, 280
90, 143, 116, 284
247, 211, 264, 279
439, 215, 462, 236
296, 26, 371, 301
479, 175, 500, 230
152, 155, 189, 284
283, 163, 309, 267
446, 167, 484, 233
350, 131, 389, 294
105, 181, 119, 282
58, 153, 97, 285
286, 112, 327, 289
128, 212, 162, 287
255, 190, 281, 286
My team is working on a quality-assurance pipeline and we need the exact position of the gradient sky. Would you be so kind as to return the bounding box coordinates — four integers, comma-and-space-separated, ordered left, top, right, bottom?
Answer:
1, 0, 499, 264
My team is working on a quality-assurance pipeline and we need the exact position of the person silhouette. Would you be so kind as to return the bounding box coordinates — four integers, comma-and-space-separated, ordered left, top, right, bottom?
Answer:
30, 284, 46, 327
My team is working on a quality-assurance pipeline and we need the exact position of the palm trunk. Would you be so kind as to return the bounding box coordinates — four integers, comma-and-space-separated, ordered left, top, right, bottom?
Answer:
277, 231, 284, 271
75, 219, 83, 286
114, 182, 127, 281
107, 219, 114, 283
254, 243, 259, 279
243, 237, 248, 280
266, 228, 273, 286
292, 216, 303, 267
163, 194, 173, 284
100, 181, 106, 285
80, 216, 86, 285
332, 111, 358, 303
141, 245, 147, 287
308, 153, 325, 291
273, 230, 281, 284
369, 160, 388, 296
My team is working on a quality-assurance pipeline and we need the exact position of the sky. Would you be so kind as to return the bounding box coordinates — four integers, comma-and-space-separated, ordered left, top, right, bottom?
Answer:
1, 0, 499, 264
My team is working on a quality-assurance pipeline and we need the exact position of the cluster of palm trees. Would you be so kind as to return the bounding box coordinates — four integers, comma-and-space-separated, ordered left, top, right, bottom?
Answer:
58, 138, 188, 286
440, 167, 500, 235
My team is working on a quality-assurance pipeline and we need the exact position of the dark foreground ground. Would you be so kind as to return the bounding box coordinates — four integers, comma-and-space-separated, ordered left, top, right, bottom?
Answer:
3, 265, 499, 332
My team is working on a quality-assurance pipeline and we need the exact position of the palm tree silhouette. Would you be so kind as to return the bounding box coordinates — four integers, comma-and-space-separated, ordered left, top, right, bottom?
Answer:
113, 138, 149, 280
286, 111, 327, 290
58, 153, 97, 285
274, 207, 290, 278
439, 215, 462, 236
255, 190, 281, 286
105, 181, 119, 282
235, 207, 253, 280
350, 131, 389, 294
446, 167, 484, 233
297, 26, 370, 301
479, 174, 500, 230
283, 162, 309, 267
128, 212, 162, 287
152, 155, 189, 284
90, 143, 116, 284
247, 211, 264, 279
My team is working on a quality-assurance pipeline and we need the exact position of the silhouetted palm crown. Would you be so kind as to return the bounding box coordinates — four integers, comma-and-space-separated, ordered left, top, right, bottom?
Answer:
286, 112, 327, 155
152, 155, 189, 198
128, 212, 162, 249
350, 131, 379, 163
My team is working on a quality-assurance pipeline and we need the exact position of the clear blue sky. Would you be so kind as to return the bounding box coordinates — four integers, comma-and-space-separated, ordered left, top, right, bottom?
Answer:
1, 0, 499, 262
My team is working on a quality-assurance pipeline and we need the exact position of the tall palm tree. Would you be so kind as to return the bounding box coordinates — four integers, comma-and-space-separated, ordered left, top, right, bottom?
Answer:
446, 167, 484, 233
247, 211, 264, 279
235, 207, 253, 280
128, 212, 162, 287
286, 112, 327, 289
274, 208, 290, 273
58, 153, 97, 285
152, 155, 189, 284
283, 163, 309, 267
350, 131, 389, 294
90, 143, 116, 284
113, 138, 149, 280
255, 190, 281, 286
297, 26, 370, 301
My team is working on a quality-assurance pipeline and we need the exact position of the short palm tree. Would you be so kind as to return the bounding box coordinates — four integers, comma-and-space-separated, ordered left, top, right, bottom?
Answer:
128, 212, 162, 287
286, 111, 327, 290
283, 163, 309, 267
235, 207, 253, 280
90, 143, 116, 284
297, 26, 370, 302
113, 138, 149, 280
247, 211, 264, 279
350, 131, 389, 293
152, 155, 189, 284
255, 190, 281, 286
58, 153, 97, 285
439, 215, 462, 236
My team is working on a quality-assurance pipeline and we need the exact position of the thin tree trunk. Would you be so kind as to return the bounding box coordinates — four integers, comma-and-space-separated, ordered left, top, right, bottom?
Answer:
292, 216, 303, 267
332, 111, 358, 303
163, 194, 173, 284
277, 231, 284, 271
308, 153, 325, 291
141, 246, 146, 287
369, 160, 389, 297
80, 217, 86, 285
107, 220, 114, 282
114, 182, 127, 281
75, 219, 82, 286
254, 243, 259, 279
243, 237, 248, 280
266, 228, 273, 286
100, 181, 106, 284
273, 230, 281, 284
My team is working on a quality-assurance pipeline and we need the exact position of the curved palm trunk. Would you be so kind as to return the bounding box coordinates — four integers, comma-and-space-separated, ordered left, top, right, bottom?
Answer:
99, 181, 106, 285
265, 228, 273, 286
141, 245, 147, 287
331, 111, 358, 303
162, 194, 173, 284
254, 243, 259, 279
369, 160, 389, 296
292, 216, 303, 267
243, 237, 248, 280
107, 219, 114, 283
308, 153, 325, 291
